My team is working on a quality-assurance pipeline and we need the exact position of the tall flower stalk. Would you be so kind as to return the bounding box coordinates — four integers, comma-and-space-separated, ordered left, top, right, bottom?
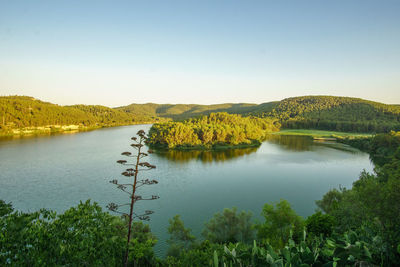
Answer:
107, 129, 159, 267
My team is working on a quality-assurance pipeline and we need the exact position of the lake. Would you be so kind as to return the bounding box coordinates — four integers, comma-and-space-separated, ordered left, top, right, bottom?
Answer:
0, 124, 374, 255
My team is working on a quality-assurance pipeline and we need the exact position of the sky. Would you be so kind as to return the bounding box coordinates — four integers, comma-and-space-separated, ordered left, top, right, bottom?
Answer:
0, 0, 400, 107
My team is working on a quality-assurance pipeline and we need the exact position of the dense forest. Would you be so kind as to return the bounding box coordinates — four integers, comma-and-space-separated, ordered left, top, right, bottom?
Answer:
114, 96, 400, 133
0, 96, 165, 134
147, 112, 280, 149
1, 131, 400, 266
115, 102, 264, 120
258, 96, 400, 133
2, 95, 400, 135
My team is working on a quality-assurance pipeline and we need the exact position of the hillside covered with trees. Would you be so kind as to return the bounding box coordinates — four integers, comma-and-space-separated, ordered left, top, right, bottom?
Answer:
118, 96, 400, 134
115, 102, 266, 120
0, 96, 165, 135
147, 113, 280, 149
2, 95, 400, 136
257, 96, 400, 133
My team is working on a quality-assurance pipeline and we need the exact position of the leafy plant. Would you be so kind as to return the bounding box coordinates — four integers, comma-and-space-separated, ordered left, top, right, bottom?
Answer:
212, 230, 375, 267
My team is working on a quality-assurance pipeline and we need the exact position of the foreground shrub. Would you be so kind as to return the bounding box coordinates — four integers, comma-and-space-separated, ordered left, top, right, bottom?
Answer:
0, 200, 158, 266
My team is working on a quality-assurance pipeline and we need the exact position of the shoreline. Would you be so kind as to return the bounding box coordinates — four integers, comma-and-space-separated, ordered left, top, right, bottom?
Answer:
0, 122, 155, 139
1, 126, 375, 144
148, 140, 262, 151
271, 129, 373, 139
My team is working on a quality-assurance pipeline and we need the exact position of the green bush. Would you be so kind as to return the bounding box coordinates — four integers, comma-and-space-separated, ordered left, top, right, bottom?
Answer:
0, 200, 158, 266
306, 211, 335, 237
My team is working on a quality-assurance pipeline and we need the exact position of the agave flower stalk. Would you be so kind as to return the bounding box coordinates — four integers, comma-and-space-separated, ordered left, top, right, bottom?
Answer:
107, 130, 158, 267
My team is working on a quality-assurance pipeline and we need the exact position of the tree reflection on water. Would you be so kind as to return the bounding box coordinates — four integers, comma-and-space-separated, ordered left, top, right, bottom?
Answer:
265, 135, 314, 151
154, 147, 259, 163
265, 134, 359, 153
153, 135, 358, 164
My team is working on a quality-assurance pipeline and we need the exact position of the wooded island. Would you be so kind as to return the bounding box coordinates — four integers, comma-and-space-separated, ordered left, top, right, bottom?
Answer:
147, 112, 280, 149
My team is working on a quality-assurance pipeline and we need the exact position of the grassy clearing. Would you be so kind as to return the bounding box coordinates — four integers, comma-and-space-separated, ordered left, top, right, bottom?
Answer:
273, 129, 373, 138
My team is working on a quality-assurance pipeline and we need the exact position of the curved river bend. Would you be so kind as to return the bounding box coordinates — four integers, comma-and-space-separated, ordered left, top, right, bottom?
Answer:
0, 125, 373, 254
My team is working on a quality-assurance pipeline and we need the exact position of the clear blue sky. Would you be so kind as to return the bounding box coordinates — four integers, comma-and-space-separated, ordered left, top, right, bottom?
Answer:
1, 0, 399, 106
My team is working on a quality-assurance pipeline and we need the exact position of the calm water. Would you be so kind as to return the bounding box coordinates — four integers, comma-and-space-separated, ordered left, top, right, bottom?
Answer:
0, 125, 373, 254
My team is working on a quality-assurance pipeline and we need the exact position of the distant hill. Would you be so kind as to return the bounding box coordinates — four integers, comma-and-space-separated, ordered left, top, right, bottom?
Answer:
117, 96, 400, 132
115, 102, 268, 120
258, 96, 400, 132
1, 95, 400, 133
0, 96, 159, 131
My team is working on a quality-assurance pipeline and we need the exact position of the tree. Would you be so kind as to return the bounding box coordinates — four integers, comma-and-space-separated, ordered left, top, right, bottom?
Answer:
107, 129, 159, 267
316, 188, 344, 214
202, 207, 254, 244
127, 221, 158, 266
51, 200, 126, 266
147, 112, 279, 149
257, 199, 304, 248
0, 200, 126, 266
305, 211, 335, 237
167, 215, 196, 257
0, 200, 13, 217
316, 132, 400, 265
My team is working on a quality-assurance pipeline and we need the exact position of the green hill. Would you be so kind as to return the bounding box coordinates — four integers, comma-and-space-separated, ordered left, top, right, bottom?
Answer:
257, 96, 400, 132
0, 96, 161, 134
115, 103, 262, 120
118, 96, 400, 132
2, 95, 400, 135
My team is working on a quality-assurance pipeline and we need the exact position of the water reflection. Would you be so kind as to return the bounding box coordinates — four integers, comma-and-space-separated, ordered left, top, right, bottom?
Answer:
265, 135, 359, 153
0, 130, 81, 143
154, 147, 258, 163
265, 135, 314, 151
154, 135, 359, 163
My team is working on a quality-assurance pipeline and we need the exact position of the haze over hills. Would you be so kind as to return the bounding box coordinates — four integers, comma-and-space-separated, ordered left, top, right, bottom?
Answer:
1, 95, 400, 133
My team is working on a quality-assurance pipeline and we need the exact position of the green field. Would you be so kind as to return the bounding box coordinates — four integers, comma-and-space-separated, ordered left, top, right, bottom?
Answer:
273, 129, 373, 138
